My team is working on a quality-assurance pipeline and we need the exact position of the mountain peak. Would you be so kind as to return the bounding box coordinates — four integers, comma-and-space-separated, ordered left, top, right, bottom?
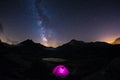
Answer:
70, 39, 78, 42
19, 39, 34, 45
18, 39, 46, 48
68, 39, 84, 46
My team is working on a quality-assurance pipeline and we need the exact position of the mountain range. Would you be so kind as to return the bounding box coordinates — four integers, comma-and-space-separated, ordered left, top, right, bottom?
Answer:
0, 39, 120, 80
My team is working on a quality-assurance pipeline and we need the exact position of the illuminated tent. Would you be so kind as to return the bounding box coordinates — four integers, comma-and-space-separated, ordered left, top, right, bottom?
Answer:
52, 65, 70, 77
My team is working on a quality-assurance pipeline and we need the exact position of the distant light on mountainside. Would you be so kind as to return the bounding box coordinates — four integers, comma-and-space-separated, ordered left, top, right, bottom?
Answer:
113, 37, 120, 44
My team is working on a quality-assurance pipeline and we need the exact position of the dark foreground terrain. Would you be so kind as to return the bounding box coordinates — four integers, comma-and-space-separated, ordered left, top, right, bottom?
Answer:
0, 39, 120, 80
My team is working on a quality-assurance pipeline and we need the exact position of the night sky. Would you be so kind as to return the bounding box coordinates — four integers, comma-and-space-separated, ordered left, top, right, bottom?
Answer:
0, 0, 120, 47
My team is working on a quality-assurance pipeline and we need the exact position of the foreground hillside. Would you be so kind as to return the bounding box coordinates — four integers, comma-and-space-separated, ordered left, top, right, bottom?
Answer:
0, 39, 120, 80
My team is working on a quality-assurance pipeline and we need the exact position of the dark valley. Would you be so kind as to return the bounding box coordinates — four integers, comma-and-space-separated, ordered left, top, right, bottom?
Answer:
0, 39, 120, 80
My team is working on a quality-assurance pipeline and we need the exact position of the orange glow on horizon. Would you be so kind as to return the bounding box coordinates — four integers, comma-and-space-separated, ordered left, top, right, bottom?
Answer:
41, 41, 59, 48
0, 36, 7, 43
0, 38, 12, 44
99, 36, 118, 44
104, 39, 115, 44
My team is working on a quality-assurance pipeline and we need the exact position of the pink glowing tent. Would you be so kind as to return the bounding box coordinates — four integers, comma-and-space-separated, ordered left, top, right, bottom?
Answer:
52, 65, 70, 77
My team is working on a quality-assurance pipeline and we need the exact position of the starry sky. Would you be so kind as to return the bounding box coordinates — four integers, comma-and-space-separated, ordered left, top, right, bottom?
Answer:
0, 0, 120, 47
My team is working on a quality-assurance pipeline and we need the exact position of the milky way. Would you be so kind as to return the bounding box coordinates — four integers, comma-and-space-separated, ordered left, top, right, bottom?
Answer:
0, 0, 120, 47
35, 0, 58, 47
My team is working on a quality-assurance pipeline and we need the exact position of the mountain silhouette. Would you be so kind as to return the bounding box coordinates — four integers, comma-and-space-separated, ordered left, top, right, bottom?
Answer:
67, 39, 85, 45
0, 39, 120, 80
19, 39, 45, 47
